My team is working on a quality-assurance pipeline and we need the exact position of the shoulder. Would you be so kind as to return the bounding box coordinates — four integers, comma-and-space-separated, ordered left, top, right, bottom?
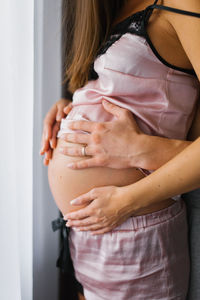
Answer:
162, 0, 200, 15
153, 0, 200, 34
162, 0, 200, 79
161, 0, 200, 37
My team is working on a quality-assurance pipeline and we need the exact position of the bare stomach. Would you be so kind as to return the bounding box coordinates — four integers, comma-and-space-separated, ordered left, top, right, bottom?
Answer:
48, 139, 174, 216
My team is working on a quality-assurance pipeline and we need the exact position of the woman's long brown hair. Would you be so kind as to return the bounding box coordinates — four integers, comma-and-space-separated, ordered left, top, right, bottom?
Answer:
62, 0, 125, 94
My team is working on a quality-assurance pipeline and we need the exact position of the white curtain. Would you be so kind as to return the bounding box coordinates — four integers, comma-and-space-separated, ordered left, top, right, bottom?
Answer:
0, 0, 61, 299
0, 1, 34, 299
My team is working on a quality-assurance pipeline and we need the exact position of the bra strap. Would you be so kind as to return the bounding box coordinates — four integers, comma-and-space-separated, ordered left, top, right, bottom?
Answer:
141, 3, 198, 77
149, 4, 200, 18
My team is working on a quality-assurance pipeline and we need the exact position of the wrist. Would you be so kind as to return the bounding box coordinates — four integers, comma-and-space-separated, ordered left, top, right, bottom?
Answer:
120, 177, 162, 216
118, 184, 144, 216
129, 134, 192, 170
128, 133, 151, 169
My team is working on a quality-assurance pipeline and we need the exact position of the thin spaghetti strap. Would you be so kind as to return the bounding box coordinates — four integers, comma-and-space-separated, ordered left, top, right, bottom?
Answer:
141, 2, 198, 76
149, 4, 200, 18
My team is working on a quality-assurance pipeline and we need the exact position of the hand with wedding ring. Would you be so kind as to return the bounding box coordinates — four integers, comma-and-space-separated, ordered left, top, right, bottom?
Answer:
59, 99, 147, 170
58, 99, 188, 171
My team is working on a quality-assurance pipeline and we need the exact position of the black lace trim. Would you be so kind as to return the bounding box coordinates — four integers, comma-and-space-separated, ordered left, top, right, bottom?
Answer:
88, 10, 146, 81
88, 4, 197, 80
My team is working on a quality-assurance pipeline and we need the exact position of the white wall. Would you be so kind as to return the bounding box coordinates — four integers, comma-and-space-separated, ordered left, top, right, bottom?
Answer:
33, 0, 62, 299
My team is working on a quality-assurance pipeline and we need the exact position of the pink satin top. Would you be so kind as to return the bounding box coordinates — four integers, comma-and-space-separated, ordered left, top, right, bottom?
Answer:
58, 4, 200, 141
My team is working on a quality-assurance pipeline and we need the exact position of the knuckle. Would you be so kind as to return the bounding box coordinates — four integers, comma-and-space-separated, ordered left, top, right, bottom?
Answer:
96, 208, 102, 217
91, 132, 101, 144
94, 122, 105, 132
94, 216, 99, 223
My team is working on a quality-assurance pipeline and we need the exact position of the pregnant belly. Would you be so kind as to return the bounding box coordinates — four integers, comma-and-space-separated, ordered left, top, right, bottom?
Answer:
48, 138, 145, 215
48, 139, 175, 216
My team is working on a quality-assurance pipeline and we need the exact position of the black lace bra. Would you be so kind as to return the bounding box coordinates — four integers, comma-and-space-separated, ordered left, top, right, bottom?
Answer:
89, 0, 200, 81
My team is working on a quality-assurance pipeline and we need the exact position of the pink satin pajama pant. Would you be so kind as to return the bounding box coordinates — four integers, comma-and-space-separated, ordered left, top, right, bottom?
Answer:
69, 200, 189, 300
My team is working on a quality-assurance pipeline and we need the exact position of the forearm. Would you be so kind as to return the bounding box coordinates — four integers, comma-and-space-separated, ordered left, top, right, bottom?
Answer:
129, 133, 191, 170
124, 137, 200, 214
131, 101, 200, 171
187, 101, 200, 141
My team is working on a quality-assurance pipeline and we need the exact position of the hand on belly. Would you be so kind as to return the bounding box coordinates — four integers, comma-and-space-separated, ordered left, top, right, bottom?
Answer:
47, 138, 145, 216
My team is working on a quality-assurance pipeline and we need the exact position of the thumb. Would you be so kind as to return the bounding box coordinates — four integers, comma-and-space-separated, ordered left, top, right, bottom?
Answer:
56, 107, 66, 122
102, 99, 126, 119
102, 100, 142, 133
63, 103, 73, 114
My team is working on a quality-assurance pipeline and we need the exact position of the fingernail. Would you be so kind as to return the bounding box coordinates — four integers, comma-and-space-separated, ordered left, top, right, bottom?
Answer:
67, 163, 75, 169
56, 115, 61, 122
70, 199, 78, 205
50, 140, 55, 148
65, 222, 71, 227
74, 228, 81, 232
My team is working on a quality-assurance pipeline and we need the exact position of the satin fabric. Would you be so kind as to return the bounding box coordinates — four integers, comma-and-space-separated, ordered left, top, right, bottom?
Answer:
56, 32, 199, 299
58, 33, 199, 140
69, 200, 189, 300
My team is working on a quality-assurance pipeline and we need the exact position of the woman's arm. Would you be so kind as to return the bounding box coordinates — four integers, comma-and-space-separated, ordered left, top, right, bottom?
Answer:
60, 99, 192, 170
63, 0, 200, 234
64, 136, 200, 234
188, 100, 200, 141
59, 0, 200, 171
124, 137, 200, 213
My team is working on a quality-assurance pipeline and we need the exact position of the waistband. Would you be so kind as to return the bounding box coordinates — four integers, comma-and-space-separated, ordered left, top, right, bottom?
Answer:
115, 200, 183, 231
52, 200, 183, 273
